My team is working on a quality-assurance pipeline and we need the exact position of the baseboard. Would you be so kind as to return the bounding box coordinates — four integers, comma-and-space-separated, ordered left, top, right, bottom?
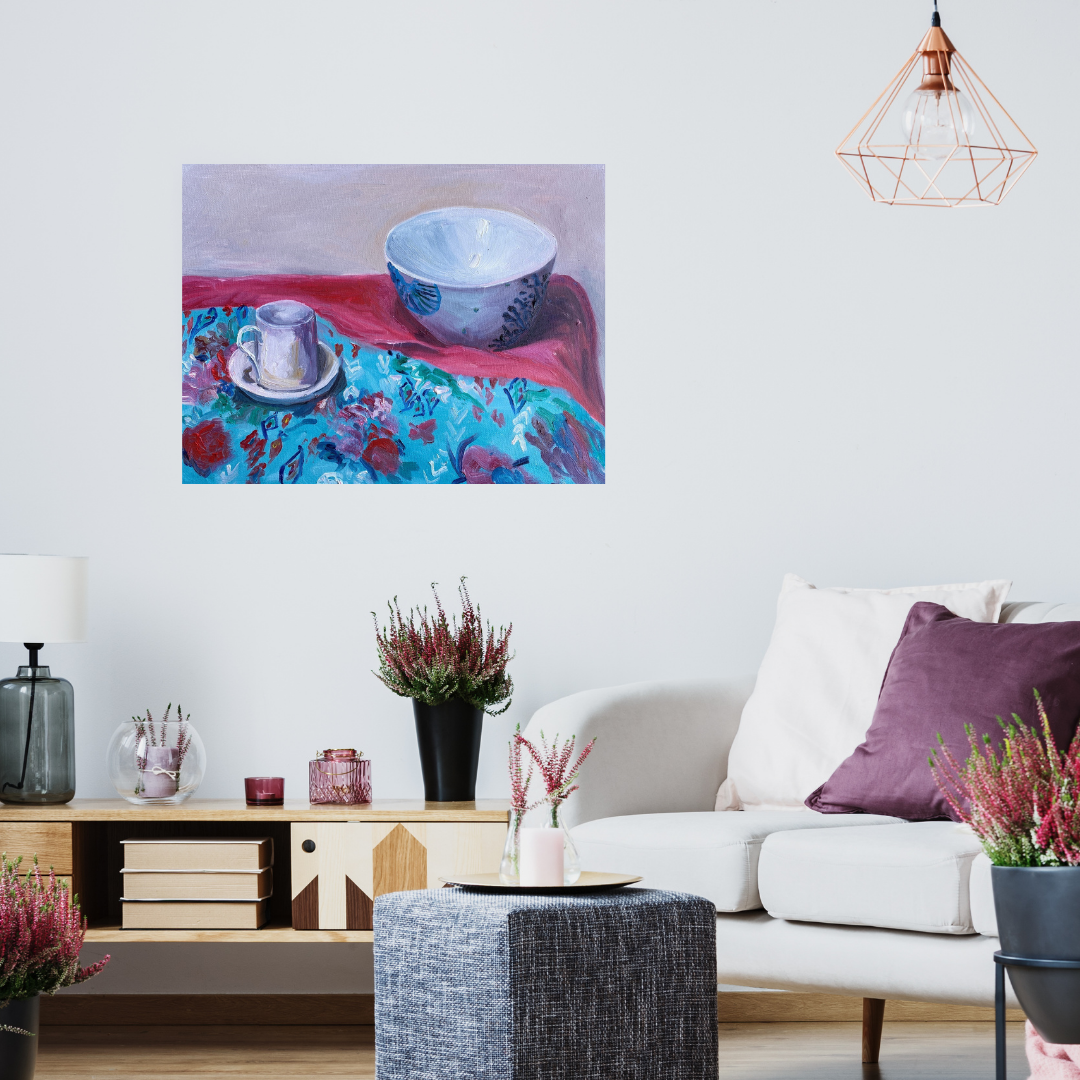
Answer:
41, 994, 374, 1026
716, 992, 1025, 1023
41, 991, 1023, 1026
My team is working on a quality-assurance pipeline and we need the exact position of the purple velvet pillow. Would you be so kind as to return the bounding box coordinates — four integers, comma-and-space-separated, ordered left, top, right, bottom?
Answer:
805, 602, 1080, 821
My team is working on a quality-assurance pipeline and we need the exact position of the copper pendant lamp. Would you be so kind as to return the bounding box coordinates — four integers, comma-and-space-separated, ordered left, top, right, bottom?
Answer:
836, 2, 1037, 207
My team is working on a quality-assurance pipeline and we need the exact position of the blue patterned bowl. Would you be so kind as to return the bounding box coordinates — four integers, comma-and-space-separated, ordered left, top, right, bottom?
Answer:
385, 207, 557, 351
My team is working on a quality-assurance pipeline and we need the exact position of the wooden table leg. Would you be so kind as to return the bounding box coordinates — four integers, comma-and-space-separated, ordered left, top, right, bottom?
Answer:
862, 997, 886, 1064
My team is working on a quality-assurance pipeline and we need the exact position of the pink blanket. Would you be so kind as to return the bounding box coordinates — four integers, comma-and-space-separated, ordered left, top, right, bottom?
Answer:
1028, 1021, 1080, 1078
182, 272, 604, 425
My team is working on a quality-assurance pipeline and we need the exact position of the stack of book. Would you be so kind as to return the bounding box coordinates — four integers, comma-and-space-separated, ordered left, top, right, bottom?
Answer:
120, 838, 272, 930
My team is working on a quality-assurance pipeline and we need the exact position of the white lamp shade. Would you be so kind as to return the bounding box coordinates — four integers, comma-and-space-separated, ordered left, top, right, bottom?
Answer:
0, 555, 89, 643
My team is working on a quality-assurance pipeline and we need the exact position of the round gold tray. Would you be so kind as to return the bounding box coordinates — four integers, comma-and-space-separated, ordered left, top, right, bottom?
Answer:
440, 871, 642, 894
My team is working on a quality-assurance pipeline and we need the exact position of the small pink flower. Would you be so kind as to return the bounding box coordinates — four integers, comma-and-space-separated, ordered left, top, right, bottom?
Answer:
517, 731, 596, 823
461, 446, 535, 485
409, 419, 437, 445
508, 725, 542, 815
363, 392, 393, 422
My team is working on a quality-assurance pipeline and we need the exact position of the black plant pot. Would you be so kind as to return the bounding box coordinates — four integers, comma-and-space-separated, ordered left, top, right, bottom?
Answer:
412, 697, 483, 802
0, 993, 39, 1080
993, 865, 1080, 1044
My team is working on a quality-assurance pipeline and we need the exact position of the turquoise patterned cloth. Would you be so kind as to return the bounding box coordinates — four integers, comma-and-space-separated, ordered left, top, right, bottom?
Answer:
181, 306, 605, 485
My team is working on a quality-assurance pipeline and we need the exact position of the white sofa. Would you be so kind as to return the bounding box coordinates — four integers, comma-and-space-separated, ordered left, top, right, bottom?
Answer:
522, 601, 1080, 1033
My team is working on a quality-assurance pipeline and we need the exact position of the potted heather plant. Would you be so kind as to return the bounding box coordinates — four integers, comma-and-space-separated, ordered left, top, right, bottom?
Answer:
931, 689, 1080, 1045
0, 856, 109, 1080
373, 579, 513, 802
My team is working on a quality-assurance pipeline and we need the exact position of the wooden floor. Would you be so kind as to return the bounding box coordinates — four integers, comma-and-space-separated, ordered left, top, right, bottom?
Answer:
37, 1025, 376, 1079
35, 1022, 1028, 1079
716, 1022, 1028, 1079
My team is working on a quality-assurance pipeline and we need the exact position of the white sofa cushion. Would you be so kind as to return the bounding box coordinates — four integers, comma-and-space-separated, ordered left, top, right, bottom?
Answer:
715, 574, 1011, 811
969, 852, 997, 937
758, 821, 985, 935
571, 809, 902, 912
1002, 601, 1080, 624
714, 910, 1016, 1006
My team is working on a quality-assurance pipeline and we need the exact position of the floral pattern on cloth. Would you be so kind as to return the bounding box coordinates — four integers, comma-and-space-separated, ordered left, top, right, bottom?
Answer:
181, 307, 605, 485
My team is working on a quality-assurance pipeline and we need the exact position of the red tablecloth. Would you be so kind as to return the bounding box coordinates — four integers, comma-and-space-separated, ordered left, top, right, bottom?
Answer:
182, 273, 604, 424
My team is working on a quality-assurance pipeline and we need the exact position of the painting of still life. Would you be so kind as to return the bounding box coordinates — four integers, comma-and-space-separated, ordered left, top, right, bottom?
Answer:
182, 164, 605, 485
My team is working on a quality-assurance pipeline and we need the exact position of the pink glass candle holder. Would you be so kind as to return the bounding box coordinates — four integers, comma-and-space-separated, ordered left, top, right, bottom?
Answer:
244, 776, 284, 806
309, 749, 371, 805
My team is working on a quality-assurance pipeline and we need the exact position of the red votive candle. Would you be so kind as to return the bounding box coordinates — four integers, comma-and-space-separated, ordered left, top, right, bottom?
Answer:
245, 776, 284, 806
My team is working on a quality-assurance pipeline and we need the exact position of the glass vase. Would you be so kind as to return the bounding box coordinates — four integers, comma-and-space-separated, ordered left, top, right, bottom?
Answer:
503, 807, 581, 885
552, 803, 582, 886
0, 666, 75, 805
499, 810, 525, 884
308, 749, 371, 804
106, 719, 206, 805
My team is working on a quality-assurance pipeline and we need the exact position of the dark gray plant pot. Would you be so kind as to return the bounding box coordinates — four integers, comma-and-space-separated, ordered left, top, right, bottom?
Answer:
0, 993, 39, 1080
992, 865, 1080, 1044
412, 697, 483, 802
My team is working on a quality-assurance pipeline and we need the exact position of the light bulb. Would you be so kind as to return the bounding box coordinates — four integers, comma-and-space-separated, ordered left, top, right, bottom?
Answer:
901, 87, 977, 159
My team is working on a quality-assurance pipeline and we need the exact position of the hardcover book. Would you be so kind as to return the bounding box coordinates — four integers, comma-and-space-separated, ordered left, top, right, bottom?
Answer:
121, 899, 268, 930
120, 838, 273, 871
120, 868, 272, 901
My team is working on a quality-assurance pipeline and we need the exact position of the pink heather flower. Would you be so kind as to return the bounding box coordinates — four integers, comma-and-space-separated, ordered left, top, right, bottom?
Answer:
508, 725, 542, 817
131, 704, 192, 775
0, 856, 109, 1022
519, 731, 596, 827
372, 579, 513, 714
930, 689, 1080, 866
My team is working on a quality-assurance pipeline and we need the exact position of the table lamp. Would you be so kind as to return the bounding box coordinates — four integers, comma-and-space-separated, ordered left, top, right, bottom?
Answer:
0, 555, 88, 804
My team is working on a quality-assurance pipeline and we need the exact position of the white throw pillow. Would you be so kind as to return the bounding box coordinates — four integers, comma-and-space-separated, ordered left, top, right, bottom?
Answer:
715, 574, 1012, 812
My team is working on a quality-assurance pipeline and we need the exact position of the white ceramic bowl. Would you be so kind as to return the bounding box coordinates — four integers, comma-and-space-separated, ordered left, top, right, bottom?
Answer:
385, 207, 557, 350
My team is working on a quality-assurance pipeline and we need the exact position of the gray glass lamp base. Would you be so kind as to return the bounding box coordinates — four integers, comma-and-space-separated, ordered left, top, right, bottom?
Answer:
0, 646, 76, 805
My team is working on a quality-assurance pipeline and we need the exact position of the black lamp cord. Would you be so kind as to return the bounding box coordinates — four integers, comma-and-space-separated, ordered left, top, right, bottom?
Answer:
2, 643, 43, 793
932, 0, 941, 26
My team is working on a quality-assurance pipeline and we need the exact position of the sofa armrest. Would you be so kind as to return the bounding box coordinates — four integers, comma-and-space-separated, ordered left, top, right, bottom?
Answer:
520, 676, 755, 829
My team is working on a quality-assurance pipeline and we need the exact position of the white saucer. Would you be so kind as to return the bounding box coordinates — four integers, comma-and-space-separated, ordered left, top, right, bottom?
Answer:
228, 340, 342, 406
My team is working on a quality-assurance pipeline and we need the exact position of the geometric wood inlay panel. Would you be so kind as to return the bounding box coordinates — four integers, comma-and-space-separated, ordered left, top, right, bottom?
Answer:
373, 824, 426, 897
291, 875, 319, 930
345, 875, 374, 931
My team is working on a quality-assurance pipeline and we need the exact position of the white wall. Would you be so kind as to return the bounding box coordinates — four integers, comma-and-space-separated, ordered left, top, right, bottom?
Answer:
2, 0, 1076, 993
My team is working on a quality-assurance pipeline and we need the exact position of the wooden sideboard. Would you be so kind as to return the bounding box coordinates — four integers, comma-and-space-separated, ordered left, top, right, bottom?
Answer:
0, 799, 510, 943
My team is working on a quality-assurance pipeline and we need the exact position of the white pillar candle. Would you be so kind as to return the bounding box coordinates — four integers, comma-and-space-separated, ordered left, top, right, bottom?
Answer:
519, 827, 564, 887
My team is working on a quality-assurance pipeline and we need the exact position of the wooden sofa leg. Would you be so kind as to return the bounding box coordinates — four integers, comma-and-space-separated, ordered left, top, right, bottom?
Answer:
862, 997, 886, 1064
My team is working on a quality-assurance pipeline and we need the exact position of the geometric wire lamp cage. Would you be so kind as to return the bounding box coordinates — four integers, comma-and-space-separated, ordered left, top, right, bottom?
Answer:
836, 3, 1037, 207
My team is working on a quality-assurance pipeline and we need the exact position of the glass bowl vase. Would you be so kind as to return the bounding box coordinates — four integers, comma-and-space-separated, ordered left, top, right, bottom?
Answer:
106, 718, 206, 805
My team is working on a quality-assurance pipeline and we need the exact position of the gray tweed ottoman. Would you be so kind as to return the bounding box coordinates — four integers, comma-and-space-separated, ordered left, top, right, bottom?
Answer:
374, 886, 718, 1080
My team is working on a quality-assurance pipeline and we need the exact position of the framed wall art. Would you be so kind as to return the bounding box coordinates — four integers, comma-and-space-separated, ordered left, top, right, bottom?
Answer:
182, 164, 605, 485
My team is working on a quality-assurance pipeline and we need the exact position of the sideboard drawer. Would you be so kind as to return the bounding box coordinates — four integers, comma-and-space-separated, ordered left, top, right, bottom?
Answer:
290, 821, 506, 930
0, 822, 73, 875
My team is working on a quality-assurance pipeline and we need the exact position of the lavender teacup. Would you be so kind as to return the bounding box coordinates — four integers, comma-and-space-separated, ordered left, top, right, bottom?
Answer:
236, 300, 320, 391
